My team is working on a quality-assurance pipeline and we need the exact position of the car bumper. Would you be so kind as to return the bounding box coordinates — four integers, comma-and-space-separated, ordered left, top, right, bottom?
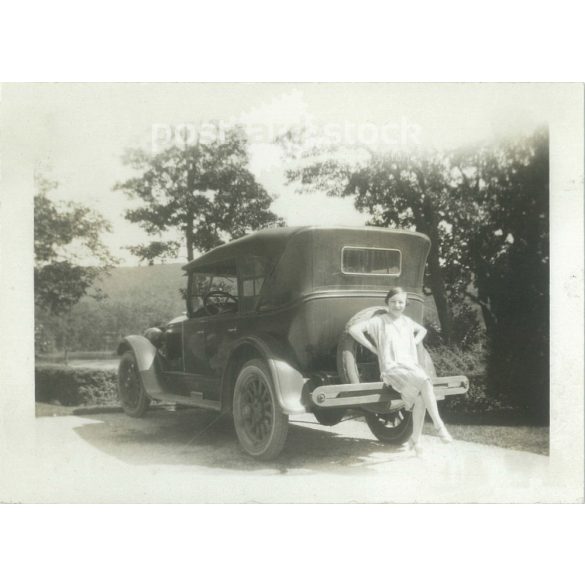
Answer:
310, 376, 469, 409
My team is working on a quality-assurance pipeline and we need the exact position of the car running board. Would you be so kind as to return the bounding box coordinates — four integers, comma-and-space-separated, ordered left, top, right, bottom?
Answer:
310, 375, 469, 408
155, 391, 221, 411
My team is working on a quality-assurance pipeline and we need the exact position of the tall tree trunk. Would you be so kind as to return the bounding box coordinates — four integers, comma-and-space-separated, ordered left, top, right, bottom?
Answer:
426, 253, 453, 342
185, 213, 194, 261
63, 313, 71, 365
426, 243, 453, 344
413, 172, 454, 344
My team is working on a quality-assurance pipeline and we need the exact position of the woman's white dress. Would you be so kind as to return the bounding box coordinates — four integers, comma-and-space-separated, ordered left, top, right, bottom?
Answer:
365, 313, 430, 409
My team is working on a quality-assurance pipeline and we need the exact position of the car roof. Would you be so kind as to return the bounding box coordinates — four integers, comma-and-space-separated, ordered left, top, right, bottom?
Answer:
182, 225, 430, 272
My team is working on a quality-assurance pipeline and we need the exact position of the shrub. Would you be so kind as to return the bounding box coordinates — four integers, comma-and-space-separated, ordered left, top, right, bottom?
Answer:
35, 350, 117, 363
423, 300, 485, 350
427, 344, 534, 421
442, 374, 515, 416
427, 342, 486, 377
35, 364, 118, 406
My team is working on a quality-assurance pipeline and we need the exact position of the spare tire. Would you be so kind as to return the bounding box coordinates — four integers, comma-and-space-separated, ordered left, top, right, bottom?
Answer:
337, 306, 388, 384
336, 307, 436, 444
336, 306, 437, 383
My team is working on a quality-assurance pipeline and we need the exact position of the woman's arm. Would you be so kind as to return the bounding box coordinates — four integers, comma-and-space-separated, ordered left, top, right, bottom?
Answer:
412, 320, 427, 345
348, 320, 378, 355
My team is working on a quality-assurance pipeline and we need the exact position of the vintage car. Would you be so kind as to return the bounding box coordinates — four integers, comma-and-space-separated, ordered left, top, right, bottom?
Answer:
117, 226, 468, 459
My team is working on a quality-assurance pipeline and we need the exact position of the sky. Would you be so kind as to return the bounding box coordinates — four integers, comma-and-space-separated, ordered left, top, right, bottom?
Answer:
4, 83, 564, 265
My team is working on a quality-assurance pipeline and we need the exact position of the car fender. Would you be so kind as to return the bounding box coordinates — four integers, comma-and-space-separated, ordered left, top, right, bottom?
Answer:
117, 335, 167, 400
225, 334, 311, 415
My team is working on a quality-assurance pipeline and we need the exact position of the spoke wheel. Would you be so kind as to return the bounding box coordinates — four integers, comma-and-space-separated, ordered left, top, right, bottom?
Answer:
117, 351, 150, 417
233, 359, 288, 460
365, 409, 413, 444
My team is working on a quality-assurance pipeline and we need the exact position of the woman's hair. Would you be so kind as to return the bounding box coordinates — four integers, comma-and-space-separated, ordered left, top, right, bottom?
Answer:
385, 286, 406, 303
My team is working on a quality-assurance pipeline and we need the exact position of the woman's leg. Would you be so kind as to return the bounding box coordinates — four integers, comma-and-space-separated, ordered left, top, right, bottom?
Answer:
410, 395, 426, 445
420, 379, 445, 429
420, 379, 452, 441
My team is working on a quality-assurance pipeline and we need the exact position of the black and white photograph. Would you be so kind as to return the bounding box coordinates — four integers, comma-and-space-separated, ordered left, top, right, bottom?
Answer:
1, 82, 583, 504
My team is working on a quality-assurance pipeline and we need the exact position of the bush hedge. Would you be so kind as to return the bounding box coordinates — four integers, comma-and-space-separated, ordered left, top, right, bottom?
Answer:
35, 364, 119, 406
427, 343, 486, 377
426, 344, 535, 422
36, 350, 117, 363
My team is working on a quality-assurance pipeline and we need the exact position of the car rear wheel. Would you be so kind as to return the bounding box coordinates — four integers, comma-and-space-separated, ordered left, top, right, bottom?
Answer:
233, 359, 289, 460
313, 408, 347, 426
365, 410, 413, 444
118, 350, 150, 417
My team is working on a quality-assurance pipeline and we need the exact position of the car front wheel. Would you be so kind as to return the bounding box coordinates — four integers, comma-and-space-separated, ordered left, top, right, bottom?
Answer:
118, 350, 150, 417
233, 359, 288, 460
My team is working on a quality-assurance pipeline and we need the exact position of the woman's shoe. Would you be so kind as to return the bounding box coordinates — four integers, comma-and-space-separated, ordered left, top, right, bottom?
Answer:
407, 439, 424, 456
435, 424, 453, 443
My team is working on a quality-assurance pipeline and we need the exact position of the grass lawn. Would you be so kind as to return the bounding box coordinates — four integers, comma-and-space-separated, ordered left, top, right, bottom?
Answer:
425, 420, 549, 456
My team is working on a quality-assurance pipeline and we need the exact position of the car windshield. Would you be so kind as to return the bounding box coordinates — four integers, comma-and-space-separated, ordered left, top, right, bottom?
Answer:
189, 271, 238, 316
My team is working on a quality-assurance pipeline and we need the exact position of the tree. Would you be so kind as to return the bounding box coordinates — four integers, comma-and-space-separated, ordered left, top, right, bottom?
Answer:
34, 174, 117, 354
449, 129, 549, 418
281, 127, 549, 417
281, 132, 457, 342
115, 125, 284, 262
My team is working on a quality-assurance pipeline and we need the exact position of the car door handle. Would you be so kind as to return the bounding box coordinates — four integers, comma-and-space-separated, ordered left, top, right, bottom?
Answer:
227, 327, 237, 333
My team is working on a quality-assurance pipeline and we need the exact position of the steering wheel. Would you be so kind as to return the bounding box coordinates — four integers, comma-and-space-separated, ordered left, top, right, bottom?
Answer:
203, 290, 238, 316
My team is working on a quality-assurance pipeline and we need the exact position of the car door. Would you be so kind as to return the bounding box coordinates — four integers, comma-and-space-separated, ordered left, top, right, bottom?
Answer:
183, 268, 239, 399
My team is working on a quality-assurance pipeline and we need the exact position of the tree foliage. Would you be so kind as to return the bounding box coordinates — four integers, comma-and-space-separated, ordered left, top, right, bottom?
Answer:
34, 174, 117, 317
450, 130, 549, 418
35, 263, 186, 353
282, 134, 458, 342
116, 126, 284, 262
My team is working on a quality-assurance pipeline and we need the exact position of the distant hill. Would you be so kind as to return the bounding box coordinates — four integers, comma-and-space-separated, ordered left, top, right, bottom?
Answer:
94, 262, 186, 306
35, 263, 189, 352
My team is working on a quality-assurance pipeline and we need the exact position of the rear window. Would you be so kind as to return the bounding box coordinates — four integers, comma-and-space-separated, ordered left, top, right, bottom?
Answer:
342, 247, 401, 276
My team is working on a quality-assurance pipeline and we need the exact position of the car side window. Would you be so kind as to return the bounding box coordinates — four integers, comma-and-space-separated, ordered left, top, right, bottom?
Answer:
188, 273, 211, 317
239, 256, 271, 313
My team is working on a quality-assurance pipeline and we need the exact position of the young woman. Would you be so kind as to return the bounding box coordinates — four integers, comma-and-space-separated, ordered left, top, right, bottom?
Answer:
349, 286, 452, 454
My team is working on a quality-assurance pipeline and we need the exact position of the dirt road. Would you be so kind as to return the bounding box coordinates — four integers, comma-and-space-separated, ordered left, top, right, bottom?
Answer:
2, 408, 562, 503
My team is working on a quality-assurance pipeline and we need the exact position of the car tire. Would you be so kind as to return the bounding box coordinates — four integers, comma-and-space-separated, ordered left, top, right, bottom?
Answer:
364, 410, 414, 444
337, 307, 437, 382
117, 350, 150, 417
233, 359, 289, 460
337, 307, 388, 384
313, 408, 347, 426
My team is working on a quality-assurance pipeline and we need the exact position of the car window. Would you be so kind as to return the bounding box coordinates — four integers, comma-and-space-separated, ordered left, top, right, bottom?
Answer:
239, 255, 272, 313
211, 275, 238, 295
189, 269, 238, 317
341, 247, 401, 276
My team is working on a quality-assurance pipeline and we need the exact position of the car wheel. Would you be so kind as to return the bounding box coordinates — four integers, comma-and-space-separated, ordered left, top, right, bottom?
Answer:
118, 350, 150, 417
233, 359, 288, 460
313, 408, 347, 426
364, 410, 413, 444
